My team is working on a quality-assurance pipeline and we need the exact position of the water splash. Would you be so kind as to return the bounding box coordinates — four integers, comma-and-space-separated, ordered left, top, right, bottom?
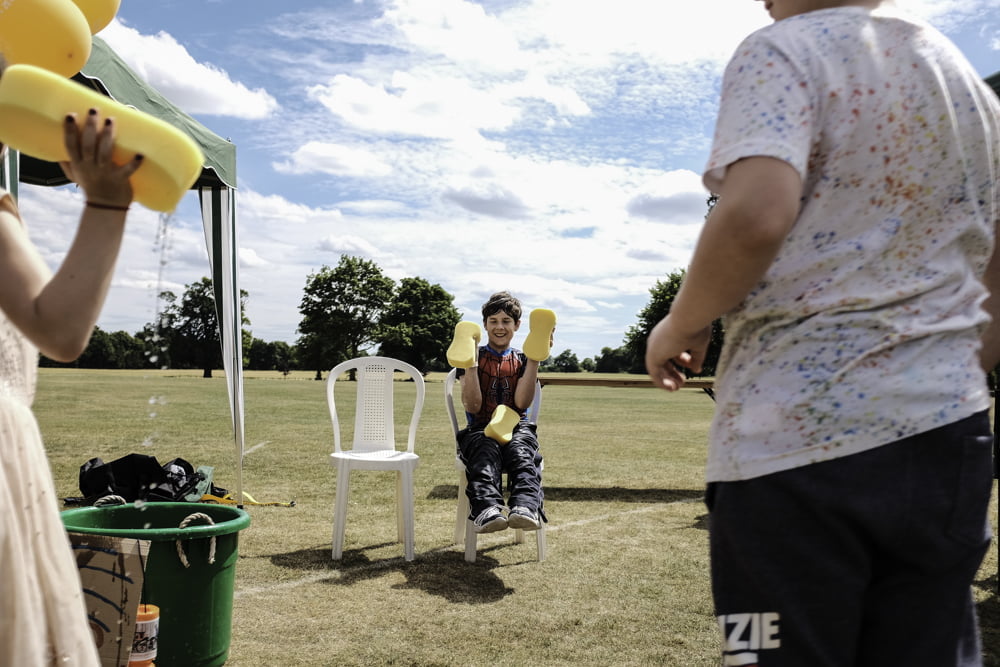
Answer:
243, 441, 270, 456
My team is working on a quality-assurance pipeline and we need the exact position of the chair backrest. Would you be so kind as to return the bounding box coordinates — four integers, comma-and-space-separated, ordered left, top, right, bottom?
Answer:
444, 367, 542, 437
327, 356, 426, 454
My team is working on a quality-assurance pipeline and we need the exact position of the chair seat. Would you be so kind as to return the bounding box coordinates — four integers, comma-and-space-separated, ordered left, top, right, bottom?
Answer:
331, 450, 419, 463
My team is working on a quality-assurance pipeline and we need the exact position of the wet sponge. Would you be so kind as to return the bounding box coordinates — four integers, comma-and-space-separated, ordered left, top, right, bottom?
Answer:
523, 308, 556, 362
446, 321, 482, 368
0, 64, 204, 212
484, 405, 521, 445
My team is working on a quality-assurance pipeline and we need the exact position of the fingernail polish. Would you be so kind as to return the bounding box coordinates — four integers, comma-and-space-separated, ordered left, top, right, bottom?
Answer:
88, 108, 97, 116
104, 118, 111, 126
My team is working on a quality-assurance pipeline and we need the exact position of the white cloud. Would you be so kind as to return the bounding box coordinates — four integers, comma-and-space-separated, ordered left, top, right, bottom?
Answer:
100, 19, 280, 119
20, 0, 991, 358
273, 141, 393, 178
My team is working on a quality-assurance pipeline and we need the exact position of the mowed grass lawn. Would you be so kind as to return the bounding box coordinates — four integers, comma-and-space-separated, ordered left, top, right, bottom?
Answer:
35, 368, 1000, 666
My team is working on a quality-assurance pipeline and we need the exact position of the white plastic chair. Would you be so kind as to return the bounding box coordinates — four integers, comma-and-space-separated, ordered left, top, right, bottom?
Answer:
444, 368, 547, 562
328, 356, 425, 561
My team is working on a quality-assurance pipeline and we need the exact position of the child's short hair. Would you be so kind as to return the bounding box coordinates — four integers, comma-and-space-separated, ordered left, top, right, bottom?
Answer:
481, 291, 522, 322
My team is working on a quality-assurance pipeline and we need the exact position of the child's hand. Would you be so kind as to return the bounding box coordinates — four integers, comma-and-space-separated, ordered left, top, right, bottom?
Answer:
58, 108, 144, 209
645, 316, 710, 391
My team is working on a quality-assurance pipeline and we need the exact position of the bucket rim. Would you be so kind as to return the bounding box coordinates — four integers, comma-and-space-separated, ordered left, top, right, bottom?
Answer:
61, 501, 251, 541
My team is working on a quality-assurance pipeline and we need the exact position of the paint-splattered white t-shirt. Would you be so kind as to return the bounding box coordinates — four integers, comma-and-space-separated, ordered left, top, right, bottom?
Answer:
703, 7, 1000, 482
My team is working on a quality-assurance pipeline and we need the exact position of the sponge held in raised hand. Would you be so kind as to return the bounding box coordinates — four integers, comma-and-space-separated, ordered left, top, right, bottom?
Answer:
446, 320, 482, 369
0, 64, 204, 212
523, 308, 557, 362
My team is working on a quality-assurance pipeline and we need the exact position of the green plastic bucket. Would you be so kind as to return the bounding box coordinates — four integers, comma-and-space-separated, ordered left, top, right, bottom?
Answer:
61, 502, 250, 667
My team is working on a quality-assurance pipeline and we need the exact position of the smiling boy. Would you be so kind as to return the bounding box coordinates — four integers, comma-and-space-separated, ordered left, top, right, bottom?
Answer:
645, 0, 1000, 664
455, 291, 545, 533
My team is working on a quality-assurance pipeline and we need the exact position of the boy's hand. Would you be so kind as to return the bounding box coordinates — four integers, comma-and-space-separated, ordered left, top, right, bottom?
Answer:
59, 108, 143, 209
645, 315, 710, 391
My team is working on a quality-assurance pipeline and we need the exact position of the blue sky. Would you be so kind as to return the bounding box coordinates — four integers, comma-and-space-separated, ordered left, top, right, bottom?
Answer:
20, 0, 1000, 361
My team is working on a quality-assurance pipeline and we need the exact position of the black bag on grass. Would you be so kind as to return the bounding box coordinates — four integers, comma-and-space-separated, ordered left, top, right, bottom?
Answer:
77, 453, 213, 504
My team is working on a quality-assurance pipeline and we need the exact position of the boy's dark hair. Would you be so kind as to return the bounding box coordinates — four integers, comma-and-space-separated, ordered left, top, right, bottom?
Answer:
481, 291, 522, 323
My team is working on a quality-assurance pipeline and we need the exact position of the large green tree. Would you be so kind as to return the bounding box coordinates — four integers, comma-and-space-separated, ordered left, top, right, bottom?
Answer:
626, 271, 726, 376
297, 255, 395, 380
157, 277, 249, 378
378, 277, 460, 373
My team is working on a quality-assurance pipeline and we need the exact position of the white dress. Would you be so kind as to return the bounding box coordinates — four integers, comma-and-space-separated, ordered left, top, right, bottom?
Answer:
0, 244, 99, 663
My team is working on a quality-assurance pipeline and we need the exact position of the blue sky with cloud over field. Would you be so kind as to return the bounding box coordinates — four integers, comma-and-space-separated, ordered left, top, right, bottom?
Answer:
20, 0, 1000, 360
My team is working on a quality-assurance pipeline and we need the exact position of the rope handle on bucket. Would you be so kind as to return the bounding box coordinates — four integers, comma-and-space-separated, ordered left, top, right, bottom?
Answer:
94, 494, 127, 506
176, 512, 216, 568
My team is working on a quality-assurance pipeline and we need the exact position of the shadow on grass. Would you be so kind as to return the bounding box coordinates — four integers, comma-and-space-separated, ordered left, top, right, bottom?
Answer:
976, 573, 1000, 666
427, 485, 703, 504
269, 545, 514, 604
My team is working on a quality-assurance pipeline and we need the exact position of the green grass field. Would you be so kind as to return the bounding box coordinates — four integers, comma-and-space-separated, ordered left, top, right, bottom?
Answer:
35, 369, 1000, 666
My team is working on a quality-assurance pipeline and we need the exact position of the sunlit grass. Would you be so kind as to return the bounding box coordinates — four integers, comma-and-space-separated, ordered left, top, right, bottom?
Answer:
35, 369, 999, 666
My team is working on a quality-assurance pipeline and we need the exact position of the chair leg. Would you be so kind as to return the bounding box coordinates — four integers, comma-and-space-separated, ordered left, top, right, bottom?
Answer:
464, 518, 478, 562
536, 524, 547, 562
395, 470, 405, 543
331, 463, 351, 560
400, 466, 415, 562
455, 469, 470, 545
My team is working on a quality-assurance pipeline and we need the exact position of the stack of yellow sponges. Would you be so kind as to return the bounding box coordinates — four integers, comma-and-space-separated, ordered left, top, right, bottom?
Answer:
0, 0, 204, 212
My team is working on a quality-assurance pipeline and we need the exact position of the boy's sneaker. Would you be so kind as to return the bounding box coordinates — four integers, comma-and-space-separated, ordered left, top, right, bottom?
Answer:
507, 506, 541, 531
473, 506, 508, 534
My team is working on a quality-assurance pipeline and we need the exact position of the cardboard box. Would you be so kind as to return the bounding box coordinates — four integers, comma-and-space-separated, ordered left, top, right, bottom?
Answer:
69, 533, 150, 667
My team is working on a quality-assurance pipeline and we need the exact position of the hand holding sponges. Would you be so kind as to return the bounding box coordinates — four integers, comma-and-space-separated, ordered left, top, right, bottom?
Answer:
0, 64, 204, 212
447, 321, 482, 369
523, 308, 556, 362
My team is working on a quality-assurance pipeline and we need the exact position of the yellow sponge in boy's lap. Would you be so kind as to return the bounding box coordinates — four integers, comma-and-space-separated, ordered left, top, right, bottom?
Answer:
0, 0, 92, 77
484, 405, 521, 445
523, 308, 557, 362
446, 320, 482, 369
0, 64, 205, 212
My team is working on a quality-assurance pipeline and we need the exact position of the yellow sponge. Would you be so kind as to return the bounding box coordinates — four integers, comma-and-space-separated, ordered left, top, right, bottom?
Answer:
0, 0, 92, 77
523, 308, 557, 362
484, 405, 521, 445
0, 64, 205, 212
70, 0, 121, 34
446, 320, 481, 368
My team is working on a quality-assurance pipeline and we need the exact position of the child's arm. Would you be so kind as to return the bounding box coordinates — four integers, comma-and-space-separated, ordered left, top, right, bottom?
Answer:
515, 358, 539, 411
979, 224, 1000, 371
460, 366, 483, 415
646, 156, 800, 390
0, 109, 143, 362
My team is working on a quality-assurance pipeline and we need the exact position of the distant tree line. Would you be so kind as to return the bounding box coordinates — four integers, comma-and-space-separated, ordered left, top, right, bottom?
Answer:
47, 197, 725, 377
